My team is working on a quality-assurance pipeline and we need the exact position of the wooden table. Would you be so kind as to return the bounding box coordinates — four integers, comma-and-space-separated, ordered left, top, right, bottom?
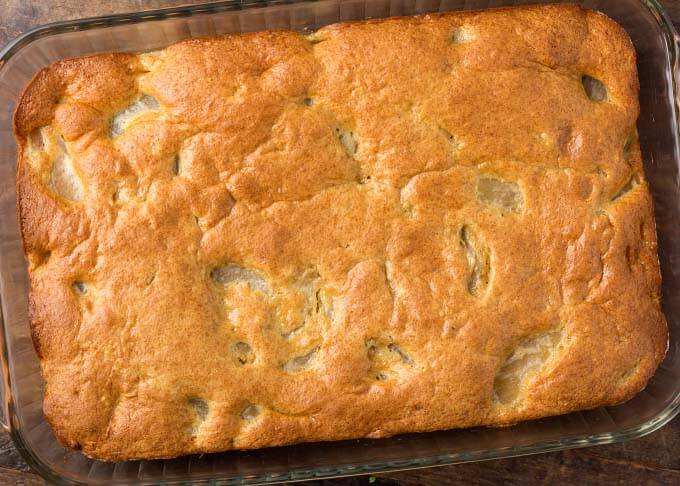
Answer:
1, 1, 678, 484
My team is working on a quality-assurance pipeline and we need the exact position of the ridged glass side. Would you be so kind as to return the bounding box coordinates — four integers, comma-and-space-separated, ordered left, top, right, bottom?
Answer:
0, 0, 678, 484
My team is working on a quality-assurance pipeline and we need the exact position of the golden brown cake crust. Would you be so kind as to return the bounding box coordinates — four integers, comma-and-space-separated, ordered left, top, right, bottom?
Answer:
14, 4, 667, 461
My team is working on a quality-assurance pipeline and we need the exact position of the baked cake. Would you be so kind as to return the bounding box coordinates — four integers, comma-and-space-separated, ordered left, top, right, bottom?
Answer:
13, 4, 668, 461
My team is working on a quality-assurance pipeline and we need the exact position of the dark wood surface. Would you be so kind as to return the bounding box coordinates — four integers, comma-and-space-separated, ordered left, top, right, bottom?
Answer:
0, 1, 678, 484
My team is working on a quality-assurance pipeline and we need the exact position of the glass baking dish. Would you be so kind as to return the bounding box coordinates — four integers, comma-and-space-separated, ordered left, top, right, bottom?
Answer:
0, 0, 678, 484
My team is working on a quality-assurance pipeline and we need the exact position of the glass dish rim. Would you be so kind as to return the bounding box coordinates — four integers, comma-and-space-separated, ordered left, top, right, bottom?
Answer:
0, 0, 679, 484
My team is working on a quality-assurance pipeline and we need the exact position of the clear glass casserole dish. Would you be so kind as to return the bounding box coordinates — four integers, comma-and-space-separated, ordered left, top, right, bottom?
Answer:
0, 0, 678, 483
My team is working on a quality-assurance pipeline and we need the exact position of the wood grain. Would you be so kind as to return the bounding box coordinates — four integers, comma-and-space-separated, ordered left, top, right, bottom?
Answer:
0, 1, 678, 484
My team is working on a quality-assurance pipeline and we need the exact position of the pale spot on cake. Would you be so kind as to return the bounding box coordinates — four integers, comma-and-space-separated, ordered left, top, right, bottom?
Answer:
438, 127, 463, 161
72, 281, 88, 296
110, 94, 161, 138
279, 268, 336, 338
297, 267, 321, 311
620, 361, 639, 381
188, 397, 209, 435
284, 269, 335, 335
335, 127, 358, 158
50, 154, 83, 201
582, 75, 607, 102
557, 125, 584, 159
316, 288, 336, 322
477, 177, 523, 213
211, 264, 272, 297
240, 403, 261, 421
538, 132, 551, 146
384, 260, 398, 307
493, 329, 565, 404
232, 341, 254, 365
138, 50, 165, 71
366, 337, 416, 382
305, 32, 326, 45
459, 225, 491, 298
451, 26, 475, 44
283, 346, 319, 373
49, 136, 83, 202
566, 131, 583, 158
111, 179, 135, 205
387, 342, 415, 366
28, 127, 46, 153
